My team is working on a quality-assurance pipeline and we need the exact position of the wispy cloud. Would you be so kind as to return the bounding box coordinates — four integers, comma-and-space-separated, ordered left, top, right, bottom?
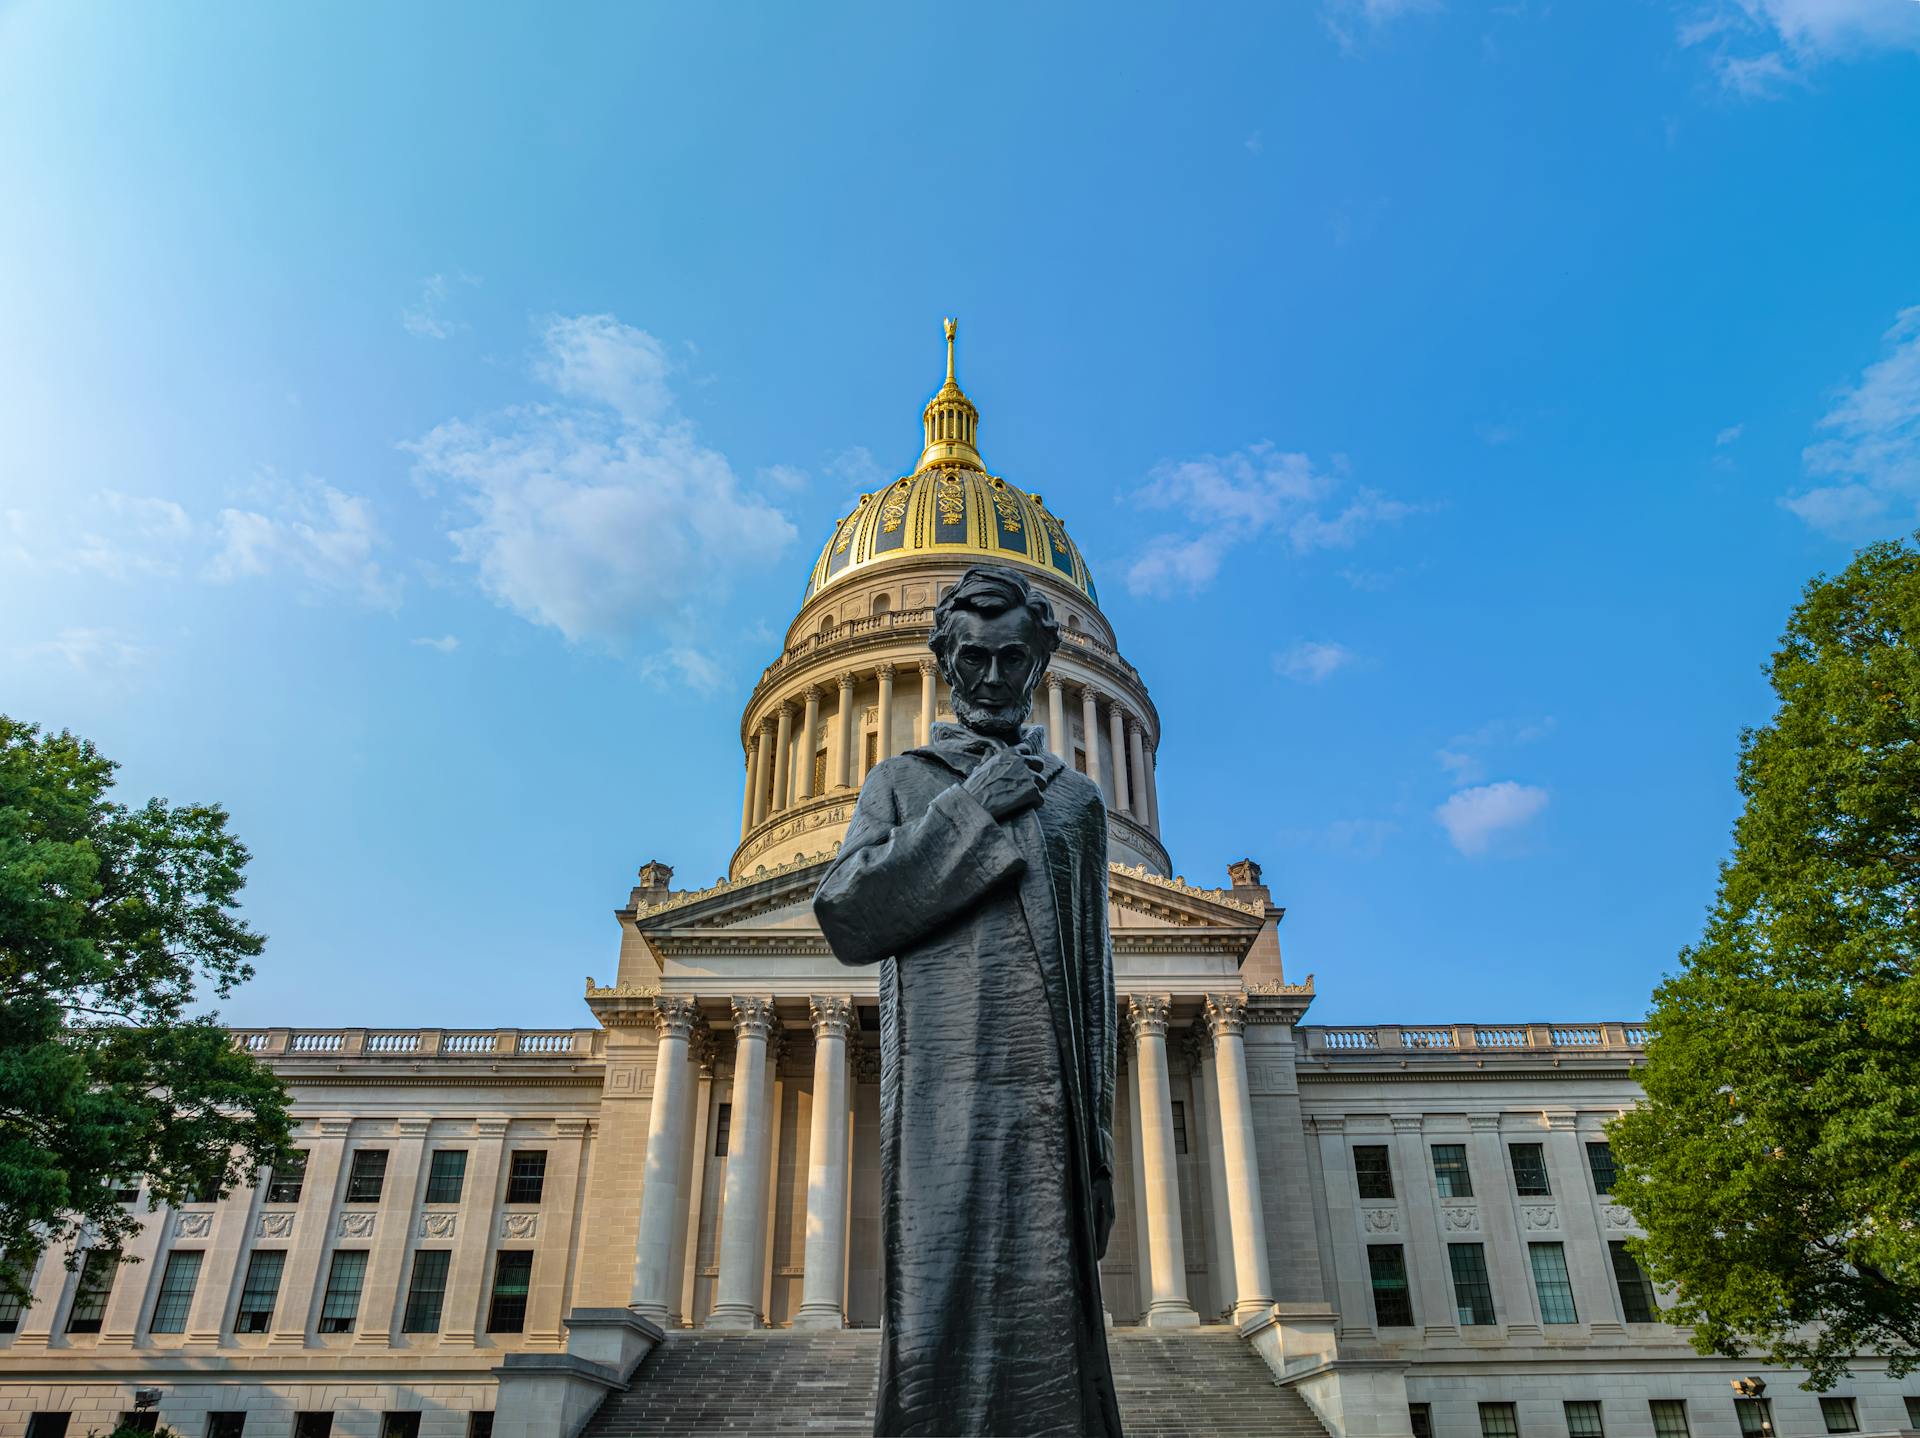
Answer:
402, 272, 479, 340
1434, 715, 1554, 785
1324, 0, 1442, 51
412, 635, 460, 654
1715, 423, 1745, 446
1782, 304, 1920, 539
1677, 0, 1920, 96
20, 626, 149, 674
1123, 443, 1421, 597
206, 474, 398, 607
1274, 639, 1359, 684
1435, 780, 1549, 856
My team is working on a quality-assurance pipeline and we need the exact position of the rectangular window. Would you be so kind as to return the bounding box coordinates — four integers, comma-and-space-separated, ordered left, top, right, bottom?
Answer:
1367, 1244, 1413, 1327
1073, 746, 1086, 775
65, 1247, 118, 1333
1354, 1145, 1395, 1200
425, 1150, 468, 1205
402, 1250, 452, 1334
1649, 1400, 1691, 1438
380, 1416, 420, 1438
1586, 1141, 1617, 1194
293, 1416, 332, 1438
1734, 1399, 1774, 1437
110, 1177, 141, 1203
1409, 1405, 1433, 1438
1432, 1143, 1473, 1198
1447, 1242, 1497, 1325
1510, 1142, 1551, 1195
1565, 1401, 1605, 1438
345, 1150, 388, 1204
207, 1415, 246, 1438
486, 1250, 534, 1333
1529, 1242, 1578, 1324
506, 1151, 547, 1205
234, 1250, 285, 1332
26, 1416, 72, 1438
148, 1249, 203, 1333
119, 1415, 158, 1434
1820, 1398, 1859, 1434
1609, 1240, 1658, 1323
266, 1150, 308, 1204
715, 1104, 732, 1157
467, 1417, 494, 1438
1171, 1101, 1189, 1156
186, 1175, 222, 1205
865, 733, 878, 770
1905, 1399, 1920, 1431
0, 1247, 35, 1333
1478, 1402, 1520, 1438
318, 1249, 368, 1333
813, 749, 827, 795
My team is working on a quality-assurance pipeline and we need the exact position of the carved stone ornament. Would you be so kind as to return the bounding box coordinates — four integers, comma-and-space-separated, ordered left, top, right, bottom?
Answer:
174, 1211, 213, 1239
809, 995, 857, 1038
420, 1212, 457, 1239
257, 1212, 295, 1239
1203, 992, 1249, 1039
1602, 1204, 1633, 1229
730, 994, 777, 1040
502, 1213, 538, 1240
852, 1044, 881, 1084
337, 1211, 376, 1238
1522, 1205, 1560, 1231
1362, 1208, 1401, 1233
1442, 1206, 1479, 1232
653, 994, 701, 1040
1227, 858, 1264, 887
1126, 993, 1173, 1039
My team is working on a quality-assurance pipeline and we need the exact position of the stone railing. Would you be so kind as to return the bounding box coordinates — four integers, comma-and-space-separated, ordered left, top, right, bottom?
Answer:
229, 1027, 606, 1059
1299, 1022, 1648, 1057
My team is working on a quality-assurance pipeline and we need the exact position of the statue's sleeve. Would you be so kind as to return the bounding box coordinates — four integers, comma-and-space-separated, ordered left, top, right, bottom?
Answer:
1086, 803, 1116, 1183
813, 761, 1026, 967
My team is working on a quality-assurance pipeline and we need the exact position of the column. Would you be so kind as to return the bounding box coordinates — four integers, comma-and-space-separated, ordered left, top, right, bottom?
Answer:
442, 1116, 511, 1344
350, 1115, 432, 1348
797, 688, 822, 802
1390, 1113, 1454, 1339
739, 746, 757, 840
794, 997, 855, 1328
707, 996, 775, 1328
1045, 674, 1069, 760
98, 1196, 170, 1347
918, 660, 938, 745
525, 1117, 590, 1345
266, 1117, 351, 1346
771, 702, 795, 813
186, 1167, 268, 1344
677, 1034, 718, 1325
1468, 1113, 1533, 1334
630, 996, 701, 1322
1128, 995, 1198, 1326
10, 1231, 79, 1350
1128, 720, 1149, 826
830, 673, 856, 789
875, 664, 895, 762
1190, 1026, 1237, 1317
752, 721, 775, 827
1142, 742, 1161, 831
1109, 704, 1132, 817
1546, 1112, 1622, 1333
1081, 687, 1104, 791
1203, 994, 1275, 1320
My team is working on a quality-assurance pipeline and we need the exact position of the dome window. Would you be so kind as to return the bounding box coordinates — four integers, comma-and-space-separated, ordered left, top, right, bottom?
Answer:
870, 594, 891, 618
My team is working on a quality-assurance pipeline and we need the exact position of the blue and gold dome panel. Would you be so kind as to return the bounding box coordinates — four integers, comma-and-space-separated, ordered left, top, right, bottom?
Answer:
804, 467, 1098, 604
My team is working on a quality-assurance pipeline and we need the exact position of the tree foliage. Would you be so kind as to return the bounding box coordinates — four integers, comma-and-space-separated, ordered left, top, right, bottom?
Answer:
0, 716, 291, 1304
1610, 537, 1920, 1388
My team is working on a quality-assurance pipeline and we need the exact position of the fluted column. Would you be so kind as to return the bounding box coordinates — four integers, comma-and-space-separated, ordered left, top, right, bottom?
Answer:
1204, 993, 1274, 1320
630, 996, 701, 1321
740, 747, 757, 839
876, 664, 895, 762
794, 996, 855, 1328
797, 687, 822, 802
1081, 687, 1104, 791
1129, 995, 1199, 1326
752, 720, 775, 827
771, 702, 795, 813
831, 673, 856, 790
918, 660, 938, 745
1045, 674, 1069, 760
1128, 719, 1149, 826
708, 996, 776, 1328
1110, 704, 1132, 817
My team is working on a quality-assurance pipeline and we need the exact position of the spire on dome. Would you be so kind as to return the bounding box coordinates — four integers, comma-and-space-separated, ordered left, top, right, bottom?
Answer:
917, 315, 984, 472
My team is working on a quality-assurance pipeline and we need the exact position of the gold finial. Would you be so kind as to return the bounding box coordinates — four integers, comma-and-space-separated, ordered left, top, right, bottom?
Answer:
944, 317, 957, 383
917, 315, 983, 472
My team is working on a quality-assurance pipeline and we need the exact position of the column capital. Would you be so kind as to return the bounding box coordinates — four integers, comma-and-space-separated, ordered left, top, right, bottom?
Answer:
1079, 683, 1104, 704
652, 995, 701, 1040
758, 716, 777, 737
1468, 1113, 1503, 1132
808, 995, 857, 1038
1203, 992, 1249, 1038
803, 684, 824, 704
875, 661, 896, 680
837, 670, 858, 692
729, 994, 777, 1039
1391, 1114, 1426, 1134
1043, 671, 1068, 693
1126, 712, 1145, 737
918, 657, 938, 678
1126, 993, 1173, 1037
778, 697, 799, 718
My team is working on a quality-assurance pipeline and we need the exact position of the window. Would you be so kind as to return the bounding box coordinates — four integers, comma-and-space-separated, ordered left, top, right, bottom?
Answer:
0, 1248, 35, 1333
1649, 1400, 1691, 1438
234, 1250, 285, 1332
1354, 1145, 1394, 1200
812, 749, 827, 795
380, 1416, 420, 1438
1586, 1142, 1617, 1194
266, 1150, 308, 1204
149, 1249, 203, 1333
864, 733, 878, 771
1408, 1405, 1433, 1438
1432, 1144, 1473, 1198
402, 1249, 451, 1333
110, 1177, 142, 1203
26, 1416, 71, 1438
467, 1416, 494, 1438
486, 1250, 534, 1333
345, 1150, 389, 1204
506, 1151, 547, 1205
1448, 1243, 1497, 1325
1073, 746, 1086, 775
119, 1415, 158, 1434
870, 593, 890, 618
1510, 1142, 1551, 1195
1609, 1241, 1658, 1323
1565, 1401, 1605, 1438
186, 1175, 222, 1205
207, 1415, 246, 1438
1820, 1397, 1859, 1434
293, 1415, 332, 1438
65, 1247, 118, 1333
1171, 1101, 1189, 1156
1905, 1398, 1920, 1431
1733, 1399, 1774, 1437
1478, 1402, 1519, 1438
1367, 1244, 1413, 1327
1528, 1242, 1578, 1324
715, 1103, 732, 1156
425, 1150, 468, 1205
318, 1249, 368, 1333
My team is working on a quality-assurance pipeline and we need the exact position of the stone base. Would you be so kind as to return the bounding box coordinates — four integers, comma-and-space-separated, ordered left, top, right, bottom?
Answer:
789, 1304, 846, 1330
703, 1303, 762, 1330
1143, 1301, 1201, 1328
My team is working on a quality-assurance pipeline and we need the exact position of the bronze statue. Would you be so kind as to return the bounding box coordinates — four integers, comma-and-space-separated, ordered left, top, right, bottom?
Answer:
814, 565, 1123, 1437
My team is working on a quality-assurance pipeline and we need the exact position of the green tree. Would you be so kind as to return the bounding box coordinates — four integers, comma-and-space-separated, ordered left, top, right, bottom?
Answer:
0, 716, 291, 1307
1610, 536, 1920, 1388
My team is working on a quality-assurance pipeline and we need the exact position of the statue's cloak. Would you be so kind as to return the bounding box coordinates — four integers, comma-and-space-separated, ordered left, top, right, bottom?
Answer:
813, 721, 1122, 1438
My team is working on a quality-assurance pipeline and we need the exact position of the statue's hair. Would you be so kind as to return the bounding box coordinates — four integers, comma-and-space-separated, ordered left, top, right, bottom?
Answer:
928, 564, 1062, 673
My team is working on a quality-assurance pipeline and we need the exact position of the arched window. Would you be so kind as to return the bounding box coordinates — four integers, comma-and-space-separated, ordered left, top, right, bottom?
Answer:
870, 593, 891, 618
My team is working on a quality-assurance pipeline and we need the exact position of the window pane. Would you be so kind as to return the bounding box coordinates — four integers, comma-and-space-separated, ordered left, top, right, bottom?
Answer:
1819, 1398, 1858, 1434
1528, 1242, 1578, 1324
207, 1414, 246, 1438
1432, 1144, 1473, 1198
1510, 1142, 1551, 1196
318, 1250, 368, 1332
1905, 1399, 1920, 1432
486, 1251, 534, 1334
119, 1414, 158, 1434
1734, 1399, 1774, 1437
380, 1416, 419, 1438
1649, 1400, 1690, 1438
1448, 1243, 1497, 1325
1367, 1244, 1413, 1327
0, 1248, 38, 1333
346, 1150, 388, 1204
266, 1151, 308, 1205
1565, 1401, 1604, 1438
1478, 1402, 1520, 1438
1409, 1405, 1433, 1438
26, 1416, 72, 1438
715, 1103, 732, 1156
402, 1250, 452, 1334
1171, 1101, 1188, 1156
1354, 1145, 1395, 1200
1609, 1241, 1658, 1323
234, 1251, 285, 1332
1586, 1142, 1617, 1195
293, 1415, 332, 1438
467, 1415, 494, 1438
425, 1151, 468, 1205
66, 1247, 119, 1333
149, 1250, 204, 1333
506, 1151, 547, 1205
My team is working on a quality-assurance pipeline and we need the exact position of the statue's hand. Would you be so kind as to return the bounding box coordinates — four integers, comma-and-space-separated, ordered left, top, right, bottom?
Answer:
1093, 1172, 1116, 1260
963, 748, 1043, 821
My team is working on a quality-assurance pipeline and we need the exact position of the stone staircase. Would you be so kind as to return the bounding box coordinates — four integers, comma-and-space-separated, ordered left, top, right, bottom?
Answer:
577, 1326, 1329, 1437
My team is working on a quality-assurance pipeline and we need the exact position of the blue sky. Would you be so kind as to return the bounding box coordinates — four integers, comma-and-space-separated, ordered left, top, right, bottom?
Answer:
4, 1, 1919, 1029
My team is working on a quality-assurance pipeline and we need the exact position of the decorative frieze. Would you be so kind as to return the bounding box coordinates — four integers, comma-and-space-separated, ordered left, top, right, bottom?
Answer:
1521, 1205, 1560, 1231
502, 1213, 538, 1241
338, 1212, 376, 1239
258, 1212, 295, 1239
420, 1213, 457, 1239
174, 1212, 213, 1239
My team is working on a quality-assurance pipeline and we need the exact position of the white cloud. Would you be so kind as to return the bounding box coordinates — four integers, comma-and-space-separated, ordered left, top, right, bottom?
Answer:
21, 626, 148, 673
1435, 781, 1550, 856
206, 475, 398, 607
412, 635, 460, 653
1324, 0, 1442, 50
1124, 442, 1420, 597
1716, 423, 1745, 446
1437, 748, 1484, 783
1326, 818, 1397, 857
759, 464, 810, 492
1782, 305, 1920, 538
60, 492, 196, 579
406, 314, 797, 653
403, 273, 478, 340
1275, 639, 1358, 683
1435, 715, 1554, 785
1678, 0, 1920, 95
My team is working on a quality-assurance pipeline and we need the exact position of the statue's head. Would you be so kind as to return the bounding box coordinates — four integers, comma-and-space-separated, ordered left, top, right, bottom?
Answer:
929, 564, 1061, 741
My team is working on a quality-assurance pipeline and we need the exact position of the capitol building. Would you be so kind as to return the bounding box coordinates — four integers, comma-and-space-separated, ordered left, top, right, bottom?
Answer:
5, 329, 1916, 1438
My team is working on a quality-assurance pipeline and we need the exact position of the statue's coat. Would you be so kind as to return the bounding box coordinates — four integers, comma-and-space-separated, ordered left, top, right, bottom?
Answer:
813, 722, 1122, 1438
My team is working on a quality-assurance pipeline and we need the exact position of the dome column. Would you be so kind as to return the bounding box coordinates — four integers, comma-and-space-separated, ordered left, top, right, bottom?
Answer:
1109, 703, 1132, 818
797, 687, 822, 802
1080, 686, 1104, 793
740, 746, 757, 840
752, 720, 775, 828
1044, 674, 1069, 762
876, 664, 896, 763
1128, 718, 1150, 828
918, 659, 938, 746
1143, 740, 1161, 831
772, 702, 795, 813
793, 996, 855, 1328
831, 673, 856, 790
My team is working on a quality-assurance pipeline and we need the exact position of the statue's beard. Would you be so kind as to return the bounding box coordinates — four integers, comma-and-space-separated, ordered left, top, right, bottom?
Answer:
951, 689, 1034, 741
